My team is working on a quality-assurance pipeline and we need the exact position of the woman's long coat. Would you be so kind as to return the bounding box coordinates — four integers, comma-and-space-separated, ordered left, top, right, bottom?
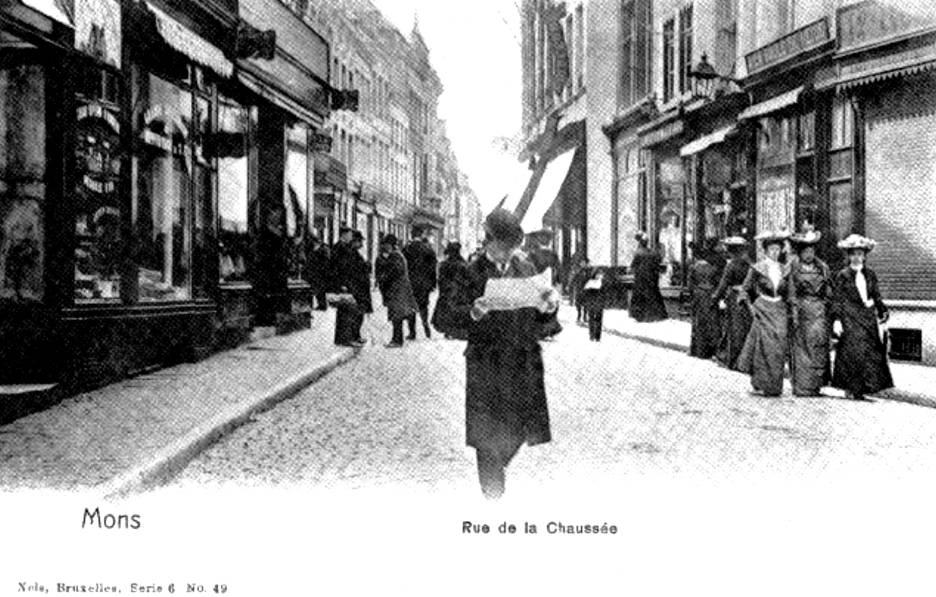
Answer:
737, 261, 790, 396
431, 256, 470, 338
375, 249, 418, 322
788, 258, 832, 396
830, 266, 894, 396
688, 258, 721, 359
713, 256, 753, 369
630, 247, 668, 322
445, 253, 552, 462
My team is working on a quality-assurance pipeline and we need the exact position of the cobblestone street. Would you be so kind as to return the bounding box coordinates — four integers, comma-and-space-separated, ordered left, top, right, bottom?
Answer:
175, 305, 936, 496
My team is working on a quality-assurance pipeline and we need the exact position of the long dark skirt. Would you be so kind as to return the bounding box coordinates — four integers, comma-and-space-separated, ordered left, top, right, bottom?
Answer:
334, 304, 361, 344
630, 281, 668, 322
790, 299, 830, 396
689, 288, 720, 358
832, 305, 893, 396
717, 288, 753, 370
465, 345, 551, 464
737, 297, 788, 396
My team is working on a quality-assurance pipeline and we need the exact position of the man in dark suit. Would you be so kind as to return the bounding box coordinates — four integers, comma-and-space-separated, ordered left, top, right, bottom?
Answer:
402, 228, 438, 339
306, 234, 331, 310
330, 227, 367, 347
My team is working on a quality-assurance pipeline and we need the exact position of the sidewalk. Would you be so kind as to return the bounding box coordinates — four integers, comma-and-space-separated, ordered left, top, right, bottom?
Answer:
598, 308, 936, 410
0, 308, 359, 496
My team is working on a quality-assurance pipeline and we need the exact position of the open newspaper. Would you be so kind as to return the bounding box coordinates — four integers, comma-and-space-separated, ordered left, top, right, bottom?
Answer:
481, 268, 554, 311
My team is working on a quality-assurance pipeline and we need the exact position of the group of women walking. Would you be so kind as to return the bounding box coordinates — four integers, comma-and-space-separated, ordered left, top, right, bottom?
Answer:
690, 231, 893, 400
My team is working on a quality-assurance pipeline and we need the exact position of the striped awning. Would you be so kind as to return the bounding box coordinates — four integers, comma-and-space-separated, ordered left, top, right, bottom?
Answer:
680, 125, 737, 157
148, 2, 233, 78
738, 86, 803, 120
20, 0, 72, 25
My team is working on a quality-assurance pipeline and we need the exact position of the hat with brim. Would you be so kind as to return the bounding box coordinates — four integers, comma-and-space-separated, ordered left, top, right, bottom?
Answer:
837, 234, 876, 252
790, 231, 821, 247
484, 208, 525, 247
444, 241, 462, 257
722, 236, 747, 247
755, 230, 790, 246
634, 231, 650, 243
381, 234, 398, 247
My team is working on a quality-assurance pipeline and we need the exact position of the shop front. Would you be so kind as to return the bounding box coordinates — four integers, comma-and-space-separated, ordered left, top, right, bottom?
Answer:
313, 152, 346, 245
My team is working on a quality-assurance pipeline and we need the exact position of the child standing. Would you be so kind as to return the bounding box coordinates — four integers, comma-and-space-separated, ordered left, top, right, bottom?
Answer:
581, 269, 606, 341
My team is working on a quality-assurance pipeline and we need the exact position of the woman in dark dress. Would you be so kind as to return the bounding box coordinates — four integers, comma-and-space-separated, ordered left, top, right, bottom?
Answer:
688, 243, 721, 359
737, 231, 791, 397
442, 209, 559, 499
713, 237, 753, 370
787, 231, 832, 396
830, 234, 893, 399
629, 232, 668, 322
431, 241, 470, 339
374, 234, 417, 347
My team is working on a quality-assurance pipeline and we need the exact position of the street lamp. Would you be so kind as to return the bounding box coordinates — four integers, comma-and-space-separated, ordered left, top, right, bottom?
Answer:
689, 53, 742, 100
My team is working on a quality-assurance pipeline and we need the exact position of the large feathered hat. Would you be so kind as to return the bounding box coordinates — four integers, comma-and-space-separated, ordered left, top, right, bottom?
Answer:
837, 234, 876, 252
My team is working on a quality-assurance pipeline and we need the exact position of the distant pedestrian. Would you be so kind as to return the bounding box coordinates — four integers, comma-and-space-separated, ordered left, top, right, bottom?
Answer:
688, 242, 721, 359
570, 258, 591, 324
431, 241, 470, 340
737, 231, 790, 397
348, 230, 372, 342
713, 236, 753, 370
403, 229, 438, 339
580, 268, 606, 341
629, 232, 668, 322
444, 209, 558, 500
330, 227, 364, 346
526, 229, 562, 340
375, 234, 418, 348
788, 231, 832, 396
830, 234, 893, 400
306, 234, 331, 310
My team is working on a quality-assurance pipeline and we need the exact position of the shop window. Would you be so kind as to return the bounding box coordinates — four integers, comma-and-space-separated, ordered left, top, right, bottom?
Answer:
0, 56, 45, 303
828, 181, 854, 240
797, 111, 815, 154
656, 156, 685, 287
133, 72, 195, 302
285, 123, 310, 282
74, 64, 124, 303
831, 98, 854, 149
217, 96, 255, 284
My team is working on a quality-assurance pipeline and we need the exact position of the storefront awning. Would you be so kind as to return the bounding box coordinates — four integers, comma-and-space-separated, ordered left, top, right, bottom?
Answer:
679, 125, 737, 157
836, 55, 936, 92
19, 0, 72, 25
519, 148, 576, 233
738, 86, 803, 120
148, 2, 233, 78
498, 164, 535, 215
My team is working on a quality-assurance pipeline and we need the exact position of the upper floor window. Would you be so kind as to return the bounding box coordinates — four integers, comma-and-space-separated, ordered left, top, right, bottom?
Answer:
678, 4, 694, 95
663, 18, 675, 102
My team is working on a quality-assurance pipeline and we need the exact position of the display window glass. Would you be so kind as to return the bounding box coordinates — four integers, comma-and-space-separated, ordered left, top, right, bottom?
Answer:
655, 155, 685, 287
0, 45, 46, 303
74, 64, 123, 303
285, 123, 310, 282
217, 96, 255, 284
133, 72, 194, 301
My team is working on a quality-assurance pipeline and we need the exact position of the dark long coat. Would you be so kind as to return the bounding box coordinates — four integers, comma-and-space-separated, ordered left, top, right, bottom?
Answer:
713, 256, 753, 370
446, 253, 553, 462
375, 249, 418, 322
402, 239, 438, 303
830, 266, 893, 396
431, 255, 470, 338
688, 258, 721, 359
737, 261, 790, 396
629, 247, 668, 322
330, 241, 371, 344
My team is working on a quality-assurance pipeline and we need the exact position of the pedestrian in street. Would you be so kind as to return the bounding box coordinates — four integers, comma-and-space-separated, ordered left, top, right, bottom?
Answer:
830, 234, 893, 400
402, 228, 438, 339
443, 208, 558, 500
629, 232, 668, 322
526, 229, 563, 340
375, 234, 418, 348
688, 242, 721, 359
570, 257, 591, 324
737, 231, 791, 397
431, 241, 470, 340
330, 228, 371, 347
712, 236, 753, 370
306, 234, 331, 311
788, 231, 832, 396
580, 268, 606, 341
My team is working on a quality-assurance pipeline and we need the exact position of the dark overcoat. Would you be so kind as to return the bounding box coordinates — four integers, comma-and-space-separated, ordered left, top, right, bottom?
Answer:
688, 258, 721, 359
713, 256, 753, 370
331, 241, 372, 313
402, 240, 438, 301
375, 249, 418, 322
830, 266, 893, 395
446, 253, 553, 462
431, 256, 470, 338
629, 247, 668, 322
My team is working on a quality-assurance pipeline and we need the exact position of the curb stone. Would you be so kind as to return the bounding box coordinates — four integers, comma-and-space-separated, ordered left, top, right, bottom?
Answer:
98, 346, 361, 499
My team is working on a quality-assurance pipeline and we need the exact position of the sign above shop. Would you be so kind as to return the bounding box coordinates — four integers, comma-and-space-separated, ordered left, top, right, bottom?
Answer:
745, 17, 830, 75
639, 119, 684, 148
310, 132, 332, 153
837, 1, 936, 54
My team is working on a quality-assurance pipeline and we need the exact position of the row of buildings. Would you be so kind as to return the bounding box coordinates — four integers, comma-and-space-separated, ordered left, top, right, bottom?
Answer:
0, 0, 481, 397
512, 0, 936, 365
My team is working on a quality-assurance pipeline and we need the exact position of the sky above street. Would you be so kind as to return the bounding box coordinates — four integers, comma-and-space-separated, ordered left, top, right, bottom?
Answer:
370, 0, 526, 213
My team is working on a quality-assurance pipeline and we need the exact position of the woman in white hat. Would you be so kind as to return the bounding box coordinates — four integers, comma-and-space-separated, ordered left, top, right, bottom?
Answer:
787, 231, 832, 396
830, 234, 893, 399
737, 231, 791, 396
712, 236, 752, 370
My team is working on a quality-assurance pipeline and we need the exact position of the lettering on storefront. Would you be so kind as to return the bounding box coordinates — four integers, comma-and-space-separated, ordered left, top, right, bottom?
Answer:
76, 102, 121, 195
837, 1, 936, 53
746, 18, 830, 74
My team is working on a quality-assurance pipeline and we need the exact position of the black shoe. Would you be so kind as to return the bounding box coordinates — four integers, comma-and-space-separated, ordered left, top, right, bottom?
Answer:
407, 335, 417, 341
385, 341, 403, 348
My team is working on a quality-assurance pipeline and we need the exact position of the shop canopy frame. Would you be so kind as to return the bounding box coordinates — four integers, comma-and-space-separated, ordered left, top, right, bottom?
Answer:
517, 147, 577, 234
679, 125, 738, 157
737, 86, 804, 120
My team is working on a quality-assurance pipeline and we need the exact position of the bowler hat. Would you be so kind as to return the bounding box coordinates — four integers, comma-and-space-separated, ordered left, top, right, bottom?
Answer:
484, 209, 524, 247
